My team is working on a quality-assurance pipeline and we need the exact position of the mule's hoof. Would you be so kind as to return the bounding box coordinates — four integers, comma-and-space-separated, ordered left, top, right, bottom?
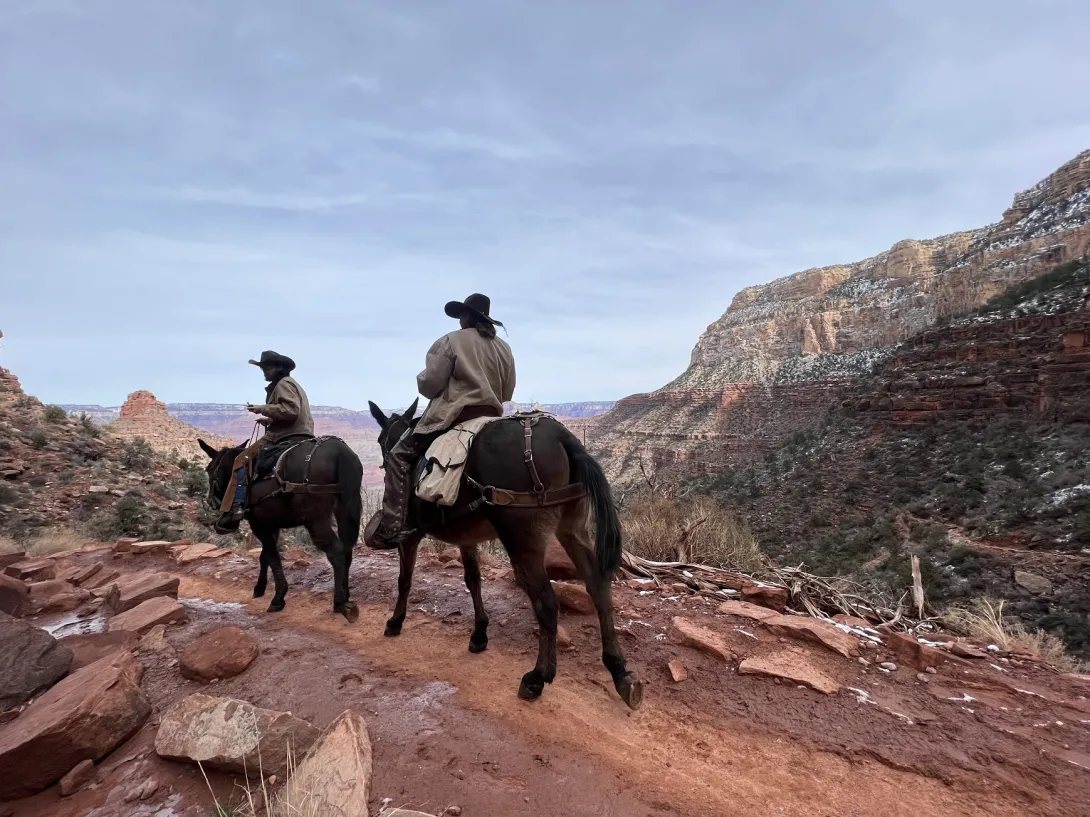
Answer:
268, 599, 285, 613
335, 603, 359, 624
518, 672, 545, 701
468, 638, 488, 654
384, 619, 403, 638
617, 672, 644, 711
253, 585, 266, 599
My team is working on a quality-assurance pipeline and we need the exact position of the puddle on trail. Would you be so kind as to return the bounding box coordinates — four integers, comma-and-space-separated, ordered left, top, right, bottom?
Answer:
40, 609, 107, 637
180, 597, 248, 615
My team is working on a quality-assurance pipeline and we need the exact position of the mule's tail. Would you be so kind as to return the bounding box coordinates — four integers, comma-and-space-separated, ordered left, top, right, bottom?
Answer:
557, 427, 622, 578
335, 443, 365, 547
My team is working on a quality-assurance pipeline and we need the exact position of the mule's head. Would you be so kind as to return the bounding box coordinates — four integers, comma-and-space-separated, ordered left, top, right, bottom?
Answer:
368, 398, 419, 461
198, 438, 245, 509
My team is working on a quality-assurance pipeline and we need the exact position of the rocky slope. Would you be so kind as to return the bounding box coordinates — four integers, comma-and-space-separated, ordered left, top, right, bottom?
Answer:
106, 392, 233, 464
698, 259, 1090, 658
590, 150, 1090, 486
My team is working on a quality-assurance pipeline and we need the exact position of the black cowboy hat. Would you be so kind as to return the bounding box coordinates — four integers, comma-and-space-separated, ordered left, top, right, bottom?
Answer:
248, 350, 296, 372
444, 293, 503, 326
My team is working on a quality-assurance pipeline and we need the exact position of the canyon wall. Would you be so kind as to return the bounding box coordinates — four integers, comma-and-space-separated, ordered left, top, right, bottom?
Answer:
107, 391, 233, 463
590, 150, 1090, 486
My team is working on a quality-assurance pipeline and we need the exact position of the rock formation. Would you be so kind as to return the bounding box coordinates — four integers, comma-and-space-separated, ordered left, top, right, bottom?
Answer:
107, 390, 233, 462
590, 150, 1090, 485
0, 364, 22, 401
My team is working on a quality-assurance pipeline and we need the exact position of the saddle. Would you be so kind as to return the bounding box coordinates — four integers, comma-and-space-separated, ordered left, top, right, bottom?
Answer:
247, 434, 342, 503
412, 411, 586, 527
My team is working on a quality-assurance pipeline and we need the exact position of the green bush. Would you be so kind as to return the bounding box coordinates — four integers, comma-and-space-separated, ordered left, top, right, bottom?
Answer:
43, 405, 67, 423
78, 413, 102, 438
182, 468, 208, 497
28, 428, 48, 449
121, 437, 155, 470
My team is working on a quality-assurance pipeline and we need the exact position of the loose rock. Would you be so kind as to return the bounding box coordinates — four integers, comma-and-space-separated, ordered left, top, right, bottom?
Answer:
717, 599, 780, 622
0, 651, 150, 800
108, 596, 187, 634
281, 709, 373, 817
26, 579, 91, 615
104, 571, 179, 614
950, 642, 989, 660
1013, 569, 1052, 596
0, 611, 73, 710
668, 617, 734, 663
3, 557, 56, 582
139, 624, 174, 654
763, 615, 859, 659
180, 626, 260, 683
155, 693, 320, 777
879, 662, 898, 672
60, 630, 139, 671
668, 659, 688, 683
58, 759, 97, 796
552, 581, 595, 615
886, 632, 948, 672
741, 583, 789, 612
738, 650, 840, 694
83, 568, 121, 590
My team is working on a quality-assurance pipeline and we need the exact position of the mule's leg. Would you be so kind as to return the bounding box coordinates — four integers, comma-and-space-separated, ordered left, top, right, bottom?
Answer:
307, 518, 357, 623
252, 524, 288, 612
557, 504, 643, 711
498, 513, 561, 701
459, 544, 489, 653
385, 532, 424, 637
254, 550, 269, 598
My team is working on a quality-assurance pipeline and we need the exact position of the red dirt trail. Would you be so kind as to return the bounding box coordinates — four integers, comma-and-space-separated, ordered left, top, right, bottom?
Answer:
6, 545, 1090, 817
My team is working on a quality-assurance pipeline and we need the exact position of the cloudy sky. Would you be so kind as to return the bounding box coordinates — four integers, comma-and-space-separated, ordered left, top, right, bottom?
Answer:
2, 1, 1089, 409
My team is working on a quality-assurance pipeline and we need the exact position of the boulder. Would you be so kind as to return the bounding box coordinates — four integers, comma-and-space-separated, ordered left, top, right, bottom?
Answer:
885, 631, 948, 672
26, 579, 92, 615
949, 642, 989, 660
180, 626, 260, 683
738, 650, 840, 694
104, 571, 179, 613
66, 563, 103, 587
4, 557, 56, 582
58, 758, 97, 796
0, 651, 150, 800
1013, 570, 1053, 596
154, 693, 321, 777
139, 624, 174, 654
667, 659, 688, 683
717, 599, 780, 622
0, 611, 73, 710
668, 617, 734, 663
551, 581, 595, 615
437, 548, 461, 564
0, 573, 28, 616
763, 615, 859, 659
108, 596, 187, 634
280, 710, 373, 817
741, 583, 789, 612
544, 539, 579, 581
60, 630, 139, 671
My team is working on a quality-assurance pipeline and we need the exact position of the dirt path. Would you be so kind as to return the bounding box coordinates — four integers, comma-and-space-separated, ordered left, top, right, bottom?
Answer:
10, 546, 1090, 817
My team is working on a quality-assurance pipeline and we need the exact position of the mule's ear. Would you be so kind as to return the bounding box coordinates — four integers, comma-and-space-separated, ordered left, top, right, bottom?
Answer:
368, 401, 387, 429
197, 438, 217, 459
403, 397, 419, 420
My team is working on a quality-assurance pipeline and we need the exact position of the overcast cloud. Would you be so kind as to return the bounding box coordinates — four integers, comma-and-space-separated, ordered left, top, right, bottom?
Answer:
2, 0, 1089, 408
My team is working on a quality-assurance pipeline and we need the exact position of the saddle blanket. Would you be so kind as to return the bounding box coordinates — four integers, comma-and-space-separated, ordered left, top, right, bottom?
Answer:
415, 416, 502, 506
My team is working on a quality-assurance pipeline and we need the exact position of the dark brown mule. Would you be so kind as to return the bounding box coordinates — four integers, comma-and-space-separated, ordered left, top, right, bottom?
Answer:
198, 437, 364, 622
367, 400, 643, 711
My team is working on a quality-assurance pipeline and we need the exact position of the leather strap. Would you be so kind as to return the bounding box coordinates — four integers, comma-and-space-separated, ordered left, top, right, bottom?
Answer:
522, 417, 546, 498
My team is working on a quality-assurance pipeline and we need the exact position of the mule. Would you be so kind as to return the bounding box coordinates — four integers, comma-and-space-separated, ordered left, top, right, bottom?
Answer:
198, 436, 364, 621
367, 400, 643, 710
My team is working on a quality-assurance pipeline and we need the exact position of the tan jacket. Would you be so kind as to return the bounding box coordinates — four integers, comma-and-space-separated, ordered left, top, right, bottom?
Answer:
253, 376, 314, 441
416, 328, 516, 435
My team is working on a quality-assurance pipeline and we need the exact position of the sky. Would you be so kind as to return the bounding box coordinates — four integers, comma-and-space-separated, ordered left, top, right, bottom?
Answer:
2, 1, 1089, 409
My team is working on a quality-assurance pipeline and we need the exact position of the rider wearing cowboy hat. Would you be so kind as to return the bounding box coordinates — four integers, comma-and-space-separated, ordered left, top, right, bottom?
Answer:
370, 293, 516, 548
214, 350, 314, 533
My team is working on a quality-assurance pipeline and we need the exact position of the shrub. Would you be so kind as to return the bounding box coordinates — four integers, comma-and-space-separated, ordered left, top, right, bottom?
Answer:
121, 437, 155, 470
43, 405, 68, 423
78, 413, 102, 438
621, 491, 763, 571
28, 428, 48, 449
182, 468, 208, 497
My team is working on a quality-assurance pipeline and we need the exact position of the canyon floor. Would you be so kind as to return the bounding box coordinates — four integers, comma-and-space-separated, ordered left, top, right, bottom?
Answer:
5, 543, 1089, 817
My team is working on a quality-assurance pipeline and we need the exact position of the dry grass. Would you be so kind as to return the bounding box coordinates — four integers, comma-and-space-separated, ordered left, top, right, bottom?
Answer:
620, 492, 762, 572
944, 597, 1085, 672
1, 526, 91, 557
0, 535, 20, 556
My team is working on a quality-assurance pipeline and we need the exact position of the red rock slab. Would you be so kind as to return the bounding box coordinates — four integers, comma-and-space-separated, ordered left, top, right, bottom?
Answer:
113, 537, 140, 553
763, 615, 860, 659
739, 650, 840, 694
885, 631, 948, 671
667, 659, 688, 683
668, 617, 734, 663
0, 551, 27, 570
741, 583, 789, 612
0, 651, 150, 800
58, 758, 97, 796
25, 579, 91, 615
552, 581, 595, 615
130, 540, 171, 555
59, 630, 140, 671
717, 599, 781, 622
105, 571, 179, 613
82, 567, 121, 590
3, 557, 56, 582
108, 596, 187, 634
174, 543, 218, 563
66, 563, 103, 587
0, 573, 28, 616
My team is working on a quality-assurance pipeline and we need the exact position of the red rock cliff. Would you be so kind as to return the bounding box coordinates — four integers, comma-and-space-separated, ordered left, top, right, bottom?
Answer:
109, 390, 233, 462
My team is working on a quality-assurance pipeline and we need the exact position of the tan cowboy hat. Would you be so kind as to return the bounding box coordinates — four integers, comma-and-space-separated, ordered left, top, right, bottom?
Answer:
444, 293, 502, 326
